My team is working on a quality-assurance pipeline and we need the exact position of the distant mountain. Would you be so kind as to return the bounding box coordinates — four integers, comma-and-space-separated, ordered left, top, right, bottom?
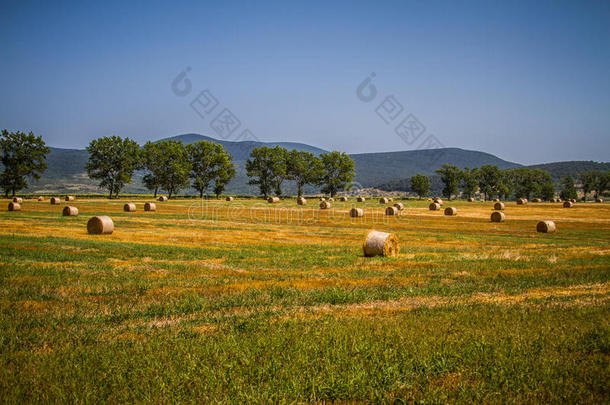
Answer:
353, 148, 521, 188
19, 133, 608, 195
376, 159, 610, 194
526, 161, 610, 183
165, 133, 327, 161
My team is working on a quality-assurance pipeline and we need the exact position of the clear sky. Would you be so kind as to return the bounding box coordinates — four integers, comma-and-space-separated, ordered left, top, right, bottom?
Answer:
1, 0, 609, 164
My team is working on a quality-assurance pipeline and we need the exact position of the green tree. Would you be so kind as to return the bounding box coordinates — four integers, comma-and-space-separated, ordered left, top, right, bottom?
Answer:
580, 170, 610, 200
511, 168, 549, 200
580, 171, 596, 201
86, 135, 141, 199
319, 151, 355, 197
410, 174, 430, 199
0, 130, 50, 197
597, 172, 610, 199
187, 141, 236, 198
541, 181, 555, 201
461, 167, 479, 199
212, 153, 236, 199
498, 170, 514, 201
156, 140, 191, 199
246, 146, 280, 198
141, 141, 165, 197
286, 150, 324, 197
269, 146, 288, 196
478, 165, 503, 200
435, 164, 461, 200
559, 175, 578, 201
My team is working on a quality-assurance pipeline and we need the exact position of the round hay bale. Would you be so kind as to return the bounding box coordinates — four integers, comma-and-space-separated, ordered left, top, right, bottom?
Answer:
467, 197, 474, 202
328, 197, 335, 202
491, 211, 506, 222
267, 196, 280, 203
144, 202, 156, 212
37, 196, 44, 202
379, 197, 389, 204
444, 207, 457, 216
12, 197, 23, 203
393, 202, 404, 211
320, 200, 331, 209
123, 203, 136, 212
50, 197, 61, 205
357, 197, 365, 202
8, 202, 21, 211
65, 196, 75, 201
494, 198, 500, 202
434, 197, 443, 205
297, 197, 307, 205
533, 198, 542, 203
339, 196, 348, 202
596, 198, 603, 203
157, 196, 168, 202
517, 198, 527, 205
225, 196, 234, 201
363, 230, 399, 257
494, 202, 505, 211
563, 201, 573, 208
570, 198, 576, 203
319, 197, 326, 202
87, 216, 114, 235
62, 206, 78, 216
350, 207, 364, 217
429, 202, 441, 211
385, 206, 398, 216
537, 220, 556, 233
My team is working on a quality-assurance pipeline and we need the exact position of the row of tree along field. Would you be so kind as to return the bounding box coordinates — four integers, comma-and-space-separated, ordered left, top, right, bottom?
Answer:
0, 130, 355, 199
1, 129, 607, 200
409, 164, 609, 201
88, 137, 355, 199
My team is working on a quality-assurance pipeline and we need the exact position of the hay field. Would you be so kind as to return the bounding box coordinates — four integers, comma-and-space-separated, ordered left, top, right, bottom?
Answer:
1, 197, 609, 403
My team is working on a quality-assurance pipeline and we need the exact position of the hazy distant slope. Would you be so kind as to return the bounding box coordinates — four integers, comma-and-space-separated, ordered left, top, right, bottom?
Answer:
526, 161, 610, 182
376, 160, 610, 193
353, 148, 521, 187
165, 134, 327, 161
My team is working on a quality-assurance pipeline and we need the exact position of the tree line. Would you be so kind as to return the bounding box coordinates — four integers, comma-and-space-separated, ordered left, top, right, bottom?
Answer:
1, 129, 606, 200
245, 146, 355, 198
0, 130, 356, 199
86, 136, 236, 199
409, 164, 610, 201
85, 138, 356, 199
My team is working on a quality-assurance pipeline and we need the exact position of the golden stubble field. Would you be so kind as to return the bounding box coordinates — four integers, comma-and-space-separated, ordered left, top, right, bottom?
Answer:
1, 196, 609, 402
2, 197, 609, 312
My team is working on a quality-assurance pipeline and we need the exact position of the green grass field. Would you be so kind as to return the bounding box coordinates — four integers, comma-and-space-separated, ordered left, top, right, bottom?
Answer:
1, 197, 608, 403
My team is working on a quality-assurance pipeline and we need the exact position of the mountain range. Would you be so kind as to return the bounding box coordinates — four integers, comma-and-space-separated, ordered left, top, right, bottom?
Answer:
23, 133, 609, 195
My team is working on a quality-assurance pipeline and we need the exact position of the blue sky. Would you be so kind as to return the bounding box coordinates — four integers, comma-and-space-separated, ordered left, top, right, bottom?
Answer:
1, 0, 609, 164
